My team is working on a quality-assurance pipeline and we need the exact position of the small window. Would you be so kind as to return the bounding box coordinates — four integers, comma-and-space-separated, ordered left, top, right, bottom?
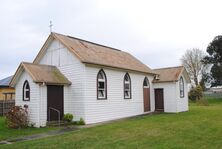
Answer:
23, 80, 30, 101
179, 77, 184, 98
124, 73, 131, 99
97, 69, 107, 99
143, 77, 150, 88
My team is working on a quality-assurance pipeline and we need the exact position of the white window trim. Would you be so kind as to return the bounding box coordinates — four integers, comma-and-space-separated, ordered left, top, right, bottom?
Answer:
124, 73, 131, 99
97, 70, 107, 99
23, 81, 30, 101
179, 77, 184, 98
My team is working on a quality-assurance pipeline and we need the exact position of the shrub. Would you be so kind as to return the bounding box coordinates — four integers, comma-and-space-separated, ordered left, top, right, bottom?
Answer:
77, 118, 85, 125
189, 85, 203, 101
195, 85, 203, 100
29, 122, 36, 128
189, 87, 196, 101
5, 106, 29, 128
63, 113, 73, 122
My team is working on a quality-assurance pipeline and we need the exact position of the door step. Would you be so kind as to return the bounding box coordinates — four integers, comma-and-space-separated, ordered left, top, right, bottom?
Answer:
153, 111, 164, 114
47, 121, 67, 127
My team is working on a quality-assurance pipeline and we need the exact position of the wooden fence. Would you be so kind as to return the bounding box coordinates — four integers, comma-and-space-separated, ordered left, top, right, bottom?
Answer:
0, 100, 15, 116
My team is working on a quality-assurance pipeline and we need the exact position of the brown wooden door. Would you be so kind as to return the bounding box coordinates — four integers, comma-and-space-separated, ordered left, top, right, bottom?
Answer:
155, 89, 164, 111
47, 85, 64, 121
143, 88, 150, 112
143, 77, 150, 112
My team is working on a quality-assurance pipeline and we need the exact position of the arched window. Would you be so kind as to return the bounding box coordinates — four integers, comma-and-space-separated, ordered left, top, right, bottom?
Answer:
97, 69, 107, 99
143, 77, 150, 88
23, 80, 30, 101
179, 77, 184, 98
124, 73, 131, 99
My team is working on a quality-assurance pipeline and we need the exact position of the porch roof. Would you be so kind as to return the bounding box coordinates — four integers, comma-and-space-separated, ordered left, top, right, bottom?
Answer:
152, 66, 191, 83
10, 62, 71, 87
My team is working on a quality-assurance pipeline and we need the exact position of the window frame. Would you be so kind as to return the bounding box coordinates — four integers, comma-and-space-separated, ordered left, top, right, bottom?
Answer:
97, 69, 107, 100
123, 73, 132, 99
23, 80, 30, 101
179, 77, 184, 98
143, 77, 150, 88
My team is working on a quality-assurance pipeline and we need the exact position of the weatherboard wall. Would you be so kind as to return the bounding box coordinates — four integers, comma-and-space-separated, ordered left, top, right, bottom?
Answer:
176, 74, 189, 112
84, 66, 155, 124
15, 71, 41, 127
39, 85, 47, 127
153, 73, 189, 113
39, 39, 86, 122
153, 82, 178, 112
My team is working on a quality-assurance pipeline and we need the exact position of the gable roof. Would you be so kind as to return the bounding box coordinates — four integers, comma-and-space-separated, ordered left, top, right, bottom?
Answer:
0, 76, 13, 87
34, 32, 156, 75
153, 66, 191, 83
10, 62, 71, 87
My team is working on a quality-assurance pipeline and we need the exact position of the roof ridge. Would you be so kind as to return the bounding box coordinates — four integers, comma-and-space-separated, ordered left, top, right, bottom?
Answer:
67, 35, 122, 52
154, 65, 183, 70
52, 32, 122, 52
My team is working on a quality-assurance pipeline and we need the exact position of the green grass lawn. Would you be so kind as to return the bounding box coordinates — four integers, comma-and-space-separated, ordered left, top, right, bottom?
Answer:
2, 98, 222, 149
0, 117, 57, 141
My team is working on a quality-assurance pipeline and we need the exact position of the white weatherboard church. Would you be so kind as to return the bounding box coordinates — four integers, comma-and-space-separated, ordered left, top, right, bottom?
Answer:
10, 33, 190, 127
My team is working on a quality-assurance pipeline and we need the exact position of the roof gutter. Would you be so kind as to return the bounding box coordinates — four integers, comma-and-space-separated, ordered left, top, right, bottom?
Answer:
35, 81, 72, 86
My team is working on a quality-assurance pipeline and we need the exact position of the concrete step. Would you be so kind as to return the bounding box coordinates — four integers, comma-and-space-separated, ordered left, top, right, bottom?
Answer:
47, 121, 68, 126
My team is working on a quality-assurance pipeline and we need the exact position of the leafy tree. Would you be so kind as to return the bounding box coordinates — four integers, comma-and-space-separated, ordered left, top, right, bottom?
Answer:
181, 48, 205, 86
199, 64, 211, 90
203, 36, 222, 86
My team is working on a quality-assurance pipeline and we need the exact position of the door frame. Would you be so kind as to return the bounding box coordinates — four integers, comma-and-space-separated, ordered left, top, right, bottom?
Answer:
47, 85, 64, 121
154, 88, 164, 112
143, 77, 150, 112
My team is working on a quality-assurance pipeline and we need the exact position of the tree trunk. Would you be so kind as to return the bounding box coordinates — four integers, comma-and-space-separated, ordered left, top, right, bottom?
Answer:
194, 75, 198, 86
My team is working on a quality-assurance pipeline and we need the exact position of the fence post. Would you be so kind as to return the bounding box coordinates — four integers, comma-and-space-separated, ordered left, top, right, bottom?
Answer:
0, 102, 4, 116
2, 100, 4, 116
3, 94, 7, 116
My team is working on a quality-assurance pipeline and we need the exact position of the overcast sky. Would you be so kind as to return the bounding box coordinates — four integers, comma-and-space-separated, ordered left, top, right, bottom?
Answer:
0, 0, 221, 79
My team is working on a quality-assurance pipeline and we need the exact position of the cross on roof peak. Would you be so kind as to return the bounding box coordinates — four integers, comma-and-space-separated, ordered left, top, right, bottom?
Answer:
49, 21, 53, 33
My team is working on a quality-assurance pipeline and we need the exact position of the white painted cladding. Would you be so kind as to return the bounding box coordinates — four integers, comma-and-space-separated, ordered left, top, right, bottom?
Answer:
153, 73, 189, 113
84, 66, 155, 124
153, 82, 177, 112
39, 40, 86, 122
15, 71, 41, 127
39, 85, 47, 127
176, 74, 189, 112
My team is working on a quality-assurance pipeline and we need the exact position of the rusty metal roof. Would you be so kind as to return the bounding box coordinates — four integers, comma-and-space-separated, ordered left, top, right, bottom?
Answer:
153, 66, 185, 83
10, 62, 71, 86
34, 32, 156, 75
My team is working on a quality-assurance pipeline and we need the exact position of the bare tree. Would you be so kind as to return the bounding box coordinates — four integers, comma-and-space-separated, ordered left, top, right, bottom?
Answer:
181, 48, 205, 86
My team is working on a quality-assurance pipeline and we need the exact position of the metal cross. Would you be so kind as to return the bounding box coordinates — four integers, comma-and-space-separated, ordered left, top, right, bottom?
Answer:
49, 21, 53, 33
